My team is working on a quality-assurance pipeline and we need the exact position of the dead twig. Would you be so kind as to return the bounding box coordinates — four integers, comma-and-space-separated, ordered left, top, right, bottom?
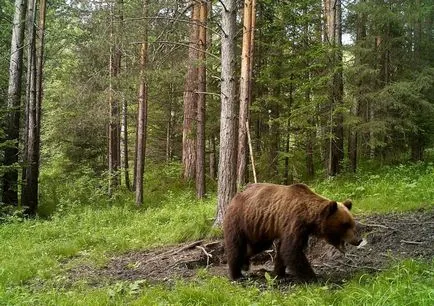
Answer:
172, 240, 205, 255
196, 246, 213, 267
203, 241, 221, 248
144, 240, 205, 264
400, 240, 424, 245
358, 222, 398, 231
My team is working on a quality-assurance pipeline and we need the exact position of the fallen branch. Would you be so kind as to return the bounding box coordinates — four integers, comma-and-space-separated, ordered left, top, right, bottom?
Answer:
203, 241, 221, 248
172, 240, 205, 255
144, 240, 205, 264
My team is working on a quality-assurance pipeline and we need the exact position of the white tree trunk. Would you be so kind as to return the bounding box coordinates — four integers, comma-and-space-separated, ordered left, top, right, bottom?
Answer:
2, 0, 27, 206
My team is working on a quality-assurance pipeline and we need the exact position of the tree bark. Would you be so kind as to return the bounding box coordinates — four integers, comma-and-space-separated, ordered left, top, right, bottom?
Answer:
182, 1, 200, 182
108, 0, 122, 195
116, 0, 130, 190
22, 0, 44, 216
209, 136, 216, 180
135, 0, 149, 205
237, 0, 255, 188
2, 0, 27, 207
348, 7, 366, 172
324, 0, 343, 176
121, 93, 131, 190
196, 0, 208, 199
284, 78, 293, 185
215, 0, 237, 226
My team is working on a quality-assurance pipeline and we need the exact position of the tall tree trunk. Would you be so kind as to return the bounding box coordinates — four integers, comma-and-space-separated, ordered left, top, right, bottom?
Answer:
196, 0, 208, 199
215, 0, 237, 226
2, 0, 27, 207
135, 0, 149, 205
116, 0, 130, 190
166, 85, 174, 163
182, 1, 200, 182
121, 93, 131, 190
22, 0, 37, 197
324, 0, 343, 176
410, 0, 424, 161
237, 0, 255, 188
108, 0, 122, 195
348, 6, 366, 172
22, 0, 44, 216
284, 78, 293, 185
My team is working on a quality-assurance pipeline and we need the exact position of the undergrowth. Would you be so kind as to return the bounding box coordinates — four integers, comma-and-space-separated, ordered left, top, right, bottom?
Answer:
0, 161, 433, 304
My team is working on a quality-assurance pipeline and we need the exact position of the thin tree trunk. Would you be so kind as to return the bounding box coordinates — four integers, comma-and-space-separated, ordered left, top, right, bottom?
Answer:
209, 136, 216, 180
237, 0, 254, 188
410, 0, 424, 161
324, 0, 343, 176
182, 1, 200, 182
215, 0, 237, 226
22, 0, 42, 216
22, 0, 37, 194
196, 0, 208, 199
135, 0, 149, 205
284, 78, 293, 185
33, 0, 46, 206
348, 7, 366, 172
2, 0, 27, 207
166, 89, 173, 163
108, 1, 122, 195
117, 0, 130, 190
121, 93, 131, 190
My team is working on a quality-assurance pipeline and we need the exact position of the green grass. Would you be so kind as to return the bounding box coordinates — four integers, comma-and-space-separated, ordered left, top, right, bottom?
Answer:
314, 161, 434, 213
0, 161, 433, 305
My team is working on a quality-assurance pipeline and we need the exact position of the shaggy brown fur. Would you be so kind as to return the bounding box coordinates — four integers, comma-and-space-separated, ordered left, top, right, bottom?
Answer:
223, 183, 361, 282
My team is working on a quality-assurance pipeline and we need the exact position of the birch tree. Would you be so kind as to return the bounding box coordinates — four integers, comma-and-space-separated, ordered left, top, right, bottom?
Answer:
2, 0, 27, 206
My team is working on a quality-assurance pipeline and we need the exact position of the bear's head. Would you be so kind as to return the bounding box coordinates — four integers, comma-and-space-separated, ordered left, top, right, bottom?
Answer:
321, 200, 362, 253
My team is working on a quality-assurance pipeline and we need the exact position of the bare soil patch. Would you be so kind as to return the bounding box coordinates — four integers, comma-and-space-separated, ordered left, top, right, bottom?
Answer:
68, 210, 434, 286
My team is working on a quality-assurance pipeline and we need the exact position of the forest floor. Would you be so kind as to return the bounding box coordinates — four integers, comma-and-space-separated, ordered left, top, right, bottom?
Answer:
67, 209, 434, 288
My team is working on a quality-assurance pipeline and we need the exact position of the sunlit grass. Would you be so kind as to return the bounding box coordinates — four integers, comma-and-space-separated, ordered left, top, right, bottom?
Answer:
313, 162, 434, 213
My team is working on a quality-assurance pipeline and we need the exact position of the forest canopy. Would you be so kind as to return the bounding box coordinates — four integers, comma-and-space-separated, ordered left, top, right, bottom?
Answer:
0, 0, 433, 217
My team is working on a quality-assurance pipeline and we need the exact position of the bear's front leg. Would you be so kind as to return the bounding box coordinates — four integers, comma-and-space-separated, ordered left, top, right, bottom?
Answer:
280, 235, 317, 283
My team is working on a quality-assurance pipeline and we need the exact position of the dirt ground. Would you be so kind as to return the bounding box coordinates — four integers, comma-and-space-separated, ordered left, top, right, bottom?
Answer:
68, 210, 434, 287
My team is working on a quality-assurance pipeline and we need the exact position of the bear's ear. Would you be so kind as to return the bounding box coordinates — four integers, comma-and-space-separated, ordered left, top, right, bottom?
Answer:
323, 201, 338, 218
343, 199, 352, 210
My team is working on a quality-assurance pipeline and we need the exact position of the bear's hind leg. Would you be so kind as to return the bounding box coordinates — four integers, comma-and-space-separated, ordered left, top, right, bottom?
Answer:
225, 231, 247, 280
273, 240, 286, 277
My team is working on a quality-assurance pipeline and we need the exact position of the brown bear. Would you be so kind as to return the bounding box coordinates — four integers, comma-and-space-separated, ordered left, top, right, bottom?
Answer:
223, 183, 362, 282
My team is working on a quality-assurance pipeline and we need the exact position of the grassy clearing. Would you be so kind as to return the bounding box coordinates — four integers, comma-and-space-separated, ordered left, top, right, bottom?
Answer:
2, 260, 433, 305
314, 161, 434, 213
0, 162, 433, 304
